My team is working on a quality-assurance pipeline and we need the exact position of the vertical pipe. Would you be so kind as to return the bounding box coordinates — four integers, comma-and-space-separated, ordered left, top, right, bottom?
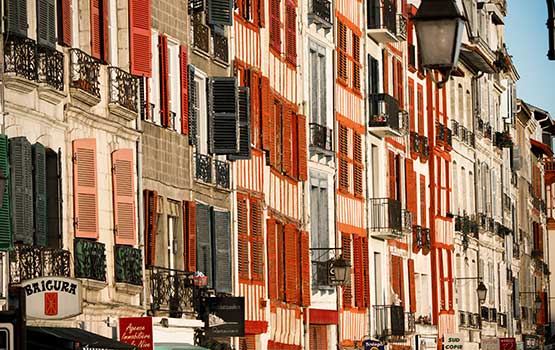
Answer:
547, 0, 555, 60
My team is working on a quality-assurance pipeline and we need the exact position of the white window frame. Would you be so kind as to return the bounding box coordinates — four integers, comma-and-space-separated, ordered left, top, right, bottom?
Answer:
193, 68, 208, 155
168, 39, 181, 132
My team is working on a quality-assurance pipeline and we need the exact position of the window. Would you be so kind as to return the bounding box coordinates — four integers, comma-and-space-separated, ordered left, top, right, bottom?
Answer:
167, 206, 180, 270
168, 41, 182, 132
193, 70, 208, 153
309, 43, 327, 126
270, 0, 281, 51
310, 176, 329, 256
90, 0, 109, 62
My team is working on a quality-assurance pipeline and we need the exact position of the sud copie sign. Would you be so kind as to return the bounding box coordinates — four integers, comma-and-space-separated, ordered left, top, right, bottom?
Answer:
21, 277, 83, 320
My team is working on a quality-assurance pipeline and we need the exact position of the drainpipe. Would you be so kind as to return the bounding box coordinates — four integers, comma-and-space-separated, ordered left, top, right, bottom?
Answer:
136, 85, 146, 312
0, 34, 8, 311
547, 0, 555, 60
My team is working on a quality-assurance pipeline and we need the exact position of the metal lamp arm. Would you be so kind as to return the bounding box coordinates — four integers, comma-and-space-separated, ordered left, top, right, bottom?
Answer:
548, 0, 555, 60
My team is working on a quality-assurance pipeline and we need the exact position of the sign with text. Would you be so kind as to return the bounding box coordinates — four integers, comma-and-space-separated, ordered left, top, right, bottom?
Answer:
500, 338, 517, 350
443, 334, 465, 350
204, 297, 245, 337
119, 317, 154, 350
22, 277, 82, 320
482, 338, 500, 350
363, 339, 384, 350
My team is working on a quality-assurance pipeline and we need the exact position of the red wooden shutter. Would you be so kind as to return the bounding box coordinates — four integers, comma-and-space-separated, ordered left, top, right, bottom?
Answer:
285, 0, 296, 64
362, 237, 370, 307
353, 132, 362, 196
261, 77, 272, 152
408, 259, 416, 312
267, 219, 278, 299
291, 111, 299, 179
417, 84, 424, 135
73, 139, 99, 239
338, 125, 349, 190
257, 0, 265, 27
238, 195, 249, 279
284, 224, 298, 303
388, 151, 396, 200
270, 0, 280, 51
408, 79, 415, 132
282, 106, 292, 175
391, 255, 404, 305
277, 222, 286, 299
342, 233, 352, 307
159, 35, 170, 127
383, 51, 389, 94
129, 0, 152, 76
250, 71, 261, 148
184, 200, 196, 271
90, 0, 101, 59
397, 60, 404, 108
144, 190, 158, 265
297, 114, 307, 181
112, 149, 136, 245
309, 325, 328, 350
180, 46, 189, 135
250, 199, 264, 281
406, 159, 416, 213
420, 175, 426, 227
102, 0, 109, 63
60, 0, 72, 46
300, 230, 310, 306
353, 236, 363, 307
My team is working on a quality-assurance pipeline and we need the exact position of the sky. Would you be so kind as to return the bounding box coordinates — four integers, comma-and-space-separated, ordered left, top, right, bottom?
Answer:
505, 0, 555, 115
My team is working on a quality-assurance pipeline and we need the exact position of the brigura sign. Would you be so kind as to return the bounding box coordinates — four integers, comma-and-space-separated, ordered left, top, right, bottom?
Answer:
21, 277, 82, 320
443, 334, 465, 350
204, 297, 245, 337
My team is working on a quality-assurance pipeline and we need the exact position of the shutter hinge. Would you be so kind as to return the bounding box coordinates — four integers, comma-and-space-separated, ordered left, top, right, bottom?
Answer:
73, 217, 79, 229
114, 225, 118, 234
112, 164, 117, 172
72, 153, 78, 162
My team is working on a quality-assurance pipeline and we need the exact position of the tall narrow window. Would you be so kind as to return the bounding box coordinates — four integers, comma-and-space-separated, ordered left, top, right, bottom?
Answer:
309, 43, 327, 126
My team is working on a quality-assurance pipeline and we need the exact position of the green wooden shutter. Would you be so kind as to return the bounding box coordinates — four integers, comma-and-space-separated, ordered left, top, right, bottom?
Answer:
228, 86, 251, 160
188, 65, 198, 146
4, 0, 28, 36
207, 0, 233, 26
9, 137, 33, 245
208, 77, 239, 154
32, 143, 48, 246
45, 148, 61, 249
0, 135, 12, 251
196, 203, 213, 288
37, 0, 57, 48
213, 210, 231, 293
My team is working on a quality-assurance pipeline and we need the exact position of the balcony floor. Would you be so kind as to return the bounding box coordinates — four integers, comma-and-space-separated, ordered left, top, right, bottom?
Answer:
367, 29, 399, 44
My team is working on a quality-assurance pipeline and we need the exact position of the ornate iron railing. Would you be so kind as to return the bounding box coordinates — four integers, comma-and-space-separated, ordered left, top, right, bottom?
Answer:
405, 312, 415, 334
421, 136, 429, 158
367, 0, 397, 35
215, 159, 230, 188
70, 48, 101, 98
460, 126, 468, 142
446, 128, 453, 147
459, 311, 467, 327
401, 209, 413, 233
397, 15, 407, 39
109, 67, 139, 112
114, 245, 143, 286
192, 13, 210, 53
309, 0, 332, 25
4, 35, 38, 81
212, 31, 229, 63
195, 153, 212, 183
484, 123, 492, 139
368, 198, 402, 232
468, 131, 475, 147
469, 312, 481, 329
423, 228, 431, 250
451, 120, 459, 137
369, 93, 400, 131
309, 123, 333, 152
410, 132, 421, 154
477, 117, 484, 133
513, 241, 520, 259
10, 244, 71, 285
494, 131, 513, 148
373, 305, 405, 338
147, 266, 196, 317
413, 225, 423, 249
74, 239, 107, 282
37, 45, 64, 91
437, 123, 446, 144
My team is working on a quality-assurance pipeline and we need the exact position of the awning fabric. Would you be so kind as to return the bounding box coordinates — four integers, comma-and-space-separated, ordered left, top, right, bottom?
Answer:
531, 139, 553, 157
28, 326, 137, 349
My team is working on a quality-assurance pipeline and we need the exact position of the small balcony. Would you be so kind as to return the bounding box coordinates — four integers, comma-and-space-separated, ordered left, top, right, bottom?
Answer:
367, 0, 398, 43
309, 123, 334, 155
421, 136, 429, 158
192, 13, 210, 54
368, 198, 402, 239
70, 48, 101, 105
74, 239, 107, 283
401, 209, 413, 233
195, 153, 230, 189
369, 93, 401, 137
9, 244, 71, 285
373, 305, 406, 339
215, 159, 230, 189
114, 245, 143, 286
108, 66, 139, 120
446, 128, 453, 147
4, 35, 38, 84
308, 0, 332, 28
484, 123, 492, 139
436, 123, 446, 145
410, 132, 421, 154
195, 153, 213, 184
494, 131, 513, 148
147, 266, 197, 318
397, 15, 407, 40
212, 31, 229, 64
37, 45, 64, 92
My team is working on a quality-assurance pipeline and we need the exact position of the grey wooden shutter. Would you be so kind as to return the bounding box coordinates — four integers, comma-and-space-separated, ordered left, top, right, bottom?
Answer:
0, 135, 12, 251
32, 143, 48, 246
319, 184, 329, 248
37, 0, 57, 48
5, 0, 28, 36
228, 87, 251, 160
9, 137, 34, 245
310, 183, 319, 250
46, 148, 62, 249
196, 203, 213, 288
207, 0, 232, 26
188, 65, 198, 146
208, 77, 239, 154
513, 277, 520, 318
213, 210, 231, 293
369, 55, 379, 95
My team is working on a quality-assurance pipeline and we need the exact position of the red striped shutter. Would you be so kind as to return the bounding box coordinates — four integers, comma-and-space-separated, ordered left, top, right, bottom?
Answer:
285, 0, 296, 64
277, 222, 285, 299
297, 114, 307, 181
282, 106, 292, 175
417, 84, 424, 135
90, 0, 101, 59
408, 79, 415, 132
159, 35, 170, 127
267, 219, 278, 299
383, 51, 389, 94
129, 0, 152, 76
420, 175, 426, 227
285, 224, 298, 303
397, 60, 404, 108
73, 139, 99, 239
60, 0, 72, 46
238, 196, 249, 279
408, 259, 416, 312
300, 230, 310, 306
353, 132, 362, 195
102, 0, 109, 63
270, 0, 280, 51
388, 151, 396, 200
406, 159, 416, 213
180, 46, 189, 135
112, 149, 136, 245
353, 236, 363, 307
257, 0, 265, 27
391, 255, 403, 305
362, 237, 370, 307
250, 71, 261, 148
144, 190, 158, 266
184, 201, 196, 271
342, 233, 352, 308
309, 325, 328, 350
250, 199, 264, 281
261, 77, 272, 152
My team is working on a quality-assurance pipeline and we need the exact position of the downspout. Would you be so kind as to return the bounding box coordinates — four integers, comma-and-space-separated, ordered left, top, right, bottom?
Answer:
136, 85, 146, 312
547, 0, 555, 60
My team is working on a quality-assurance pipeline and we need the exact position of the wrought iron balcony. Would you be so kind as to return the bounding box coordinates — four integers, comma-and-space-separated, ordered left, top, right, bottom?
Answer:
513, 241, 520, 259
10, 244, 71, 285
459, 311, 468, 327
37, 45, 64, 91
309, 0, 332, 27
399, 110, 409, 136
368, 198, 402, 239
74, 239, 107, 282
494, 131, 513, 148
413, 225, 423, 250
484, 123, 493, 139
410, 132, 421, 154
215, 159, 230, 189
436, 123, 446, 145
108, 67, 139, 113
446, 128, 453, 147
114, 245, 143, 286
401, 209, 413, 233
469, 312, 481, 329
195, 153, 213, 183
373, 305, 406, 339
310, 123, 334, 154
397, 15, 407, 40
468, 131, 475, 147
367, 0, 398, 43
421, 136, 429, 158
405, 312, 415, 334
423, 228, 431, 250
4, 35, 38, 82
408, 44, 416, 67
147, 266, 196, 317
192, 13, 210, 54
451, 120, 460, 137
369, 93, 400, 137
70, 48, 101, 99
476, 117, 484, 133
212, 31, 229, 63
460, 126, 468, 142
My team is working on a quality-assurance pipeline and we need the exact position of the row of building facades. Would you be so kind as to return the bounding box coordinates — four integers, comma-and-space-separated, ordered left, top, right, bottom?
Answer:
1, 0, 554, 349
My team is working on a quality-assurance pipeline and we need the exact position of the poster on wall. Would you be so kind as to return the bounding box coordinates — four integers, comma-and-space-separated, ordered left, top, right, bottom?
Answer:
500, 338, 517, 350
482, 338, 500, 350
204, 297, 245, 337
22, 277, 82, 320
119, 317, 154, 350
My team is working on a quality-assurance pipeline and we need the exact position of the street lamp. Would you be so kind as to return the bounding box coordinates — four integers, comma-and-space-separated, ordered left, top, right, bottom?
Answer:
476, 281, 488, 304
412, 0, 466, 87
329, 255, 350, 285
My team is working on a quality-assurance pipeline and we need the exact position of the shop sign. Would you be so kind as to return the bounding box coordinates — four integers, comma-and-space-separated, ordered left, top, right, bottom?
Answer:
363, 339, 384, 350
500, 338, 517, 350
22, 277, 82, 320
119, 317, 153, 350
482, 338, 500, 350
443, 334, 465, 350
204, 297, 245, 337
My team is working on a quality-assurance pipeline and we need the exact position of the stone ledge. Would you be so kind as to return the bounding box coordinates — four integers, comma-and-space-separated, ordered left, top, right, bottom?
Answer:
4, 74, 38, 94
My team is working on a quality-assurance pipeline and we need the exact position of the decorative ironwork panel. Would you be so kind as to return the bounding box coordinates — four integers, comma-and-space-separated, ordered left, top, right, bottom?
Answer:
195, 153, 213, 183
10, 244, 71, 285
413, 225, 423, 249
109, 67, 139, 112
215, 159, 230, 188
74, 238, 107, 281
115, 245, 143, 286
368, 0, 397, 35
192, 13, 210, 53
70, 49, 101, 98
212, 31, 229, 63
397, 15, 407, 39
451, 120, 459, 137
147, 266, 196, 317
494, 131, 513, 148
410, 132, 421, 154
4, 35, 38, 81
309, 0, 331, 25
369, 93, 400, 131
401, 209, 412, 232
309, 123, 333, 152
37, 45, 64, 91
421, 136, 429, 158
405, 312, 415, 334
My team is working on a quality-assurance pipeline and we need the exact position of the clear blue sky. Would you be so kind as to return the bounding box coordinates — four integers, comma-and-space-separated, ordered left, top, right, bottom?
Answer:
505, 0, 555, 115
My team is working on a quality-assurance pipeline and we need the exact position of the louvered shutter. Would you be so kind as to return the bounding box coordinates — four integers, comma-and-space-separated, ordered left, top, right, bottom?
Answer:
159, 35, 170, 128
353, 133, 363, 195
32, 143, 48, 246
342, 233, 352, 307
362, 237, 370, 307
229, 87, 252, 160
0, 135, 12, 251
383, 51, 389, 94
112, 149, 136, 245
420, 175, 426, 227
238, 196, 249, 279
297, 114, 307, 181
285, 0, 296, 64
183, 201, 197, 271
513, 277, 520, 318
5, 0, 27, 36
408, 259, 416, 312
102, 0, 109, 63
214, 210, 232, 293
180, 46, 189, 135
282, 106, 292, 174
129, 0, 152, 76
284, 224, 298, 303
58, 0, 72, 46
277, 222, 285, 299
144, 190, 158, 266
196, 204, 213, 287
338, 125, 349, 190
269, 0, 280, 51
368, 55, 379, 95
207, 0, 233, 25
300, 230, 310, 306
309, 325, 328, 350
388, 151, 396, 200
267, 219, 278, 299
261, 77, 272, 152
45, 148, 61, 249
37, 0, 57, 48
249, 71, 261, 148
72, 139, 99, 239
209, 77, 239, 154
353, 236, 363, 307
90, 0, 102, 59
188, 65, 198, 146
250, 199, 264, 281
10, 137, 34, 245
257, 0, 265, 27
406, 159, 416, 214
391, 255, 401, 302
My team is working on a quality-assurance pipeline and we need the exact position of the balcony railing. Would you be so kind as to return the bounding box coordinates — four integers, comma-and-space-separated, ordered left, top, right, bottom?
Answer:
374, 305, 406, 338
446, 128, 453, 147
451, 120, 459, 137
421, 136, 429, 158
397, 15, 407, 39
195, 153, 213, 183
74, 239, 107, 282
212, 31, 229, 63
405, 312, 416, 334
114, 245, 143, 286
147, 266, 196, 317
109, 67, 139, 113
368, 198, 402, 238
367, 0, 398, 42
401, 209, 413, 233
410, 132, 421, 154
309, 123, 333, 153
70, 48, 101, 99
308, 0, 332, 27
369, 93, 400, 137
484, 123, 492, 139
37, 46, 64, 91
215, 159, 230, 189
192, 13, 210, 53
436, 123, 446, 145
494, 131, 513, 148
4, 35, 38, 82
10, 244, 71, 285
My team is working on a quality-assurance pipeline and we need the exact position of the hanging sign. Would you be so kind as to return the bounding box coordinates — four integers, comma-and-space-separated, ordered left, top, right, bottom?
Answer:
204, 297, 245, 337
119, 317, 154, 350
21, 277, 82, 320
443, 334, 465, 350
500, 338, 517, 350
363, 339, 384, 350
